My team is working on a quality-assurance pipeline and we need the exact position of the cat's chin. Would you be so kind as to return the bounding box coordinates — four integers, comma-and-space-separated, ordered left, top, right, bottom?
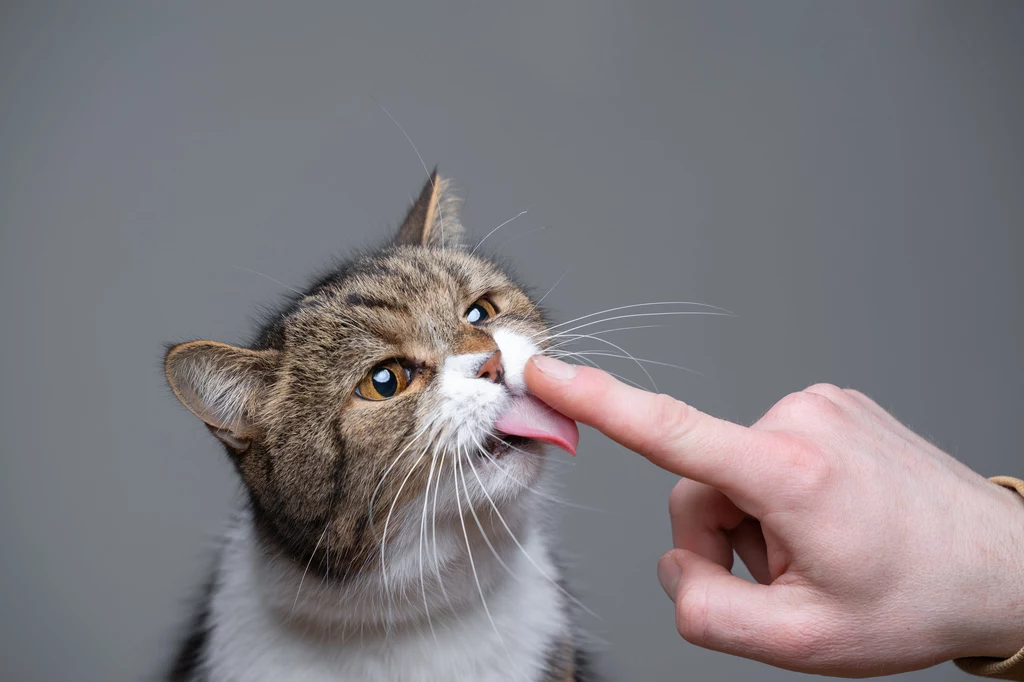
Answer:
463, 435, 546, 506
477, 434, 535, 459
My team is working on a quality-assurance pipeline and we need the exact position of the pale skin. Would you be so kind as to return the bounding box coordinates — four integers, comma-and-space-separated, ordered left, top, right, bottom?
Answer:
524, 354, 1024, 677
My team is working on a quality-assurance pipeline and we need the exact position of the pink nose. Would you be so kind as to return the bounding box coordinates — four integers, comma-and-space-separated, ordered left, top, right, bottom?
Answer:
476, 351, 504, 384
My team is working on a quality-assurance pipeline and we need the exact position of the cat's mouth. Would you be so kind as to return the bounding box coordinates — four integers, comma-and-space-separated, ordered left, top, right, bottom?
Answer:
479, 433, 536, 459
492, 394, 579, 455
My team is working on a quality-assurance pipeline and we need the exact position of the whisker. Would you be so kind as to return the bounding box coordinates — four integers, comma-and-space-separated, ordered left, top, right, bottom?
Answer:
291, 522, 330, 615
418, 445, 441, 644
431, 446, 454, 612
370, 97, 445, 246
544, 310, 733, 340
452, 444, 510, 662
535, 266, 573, 308
551, 351, 649, 390
317, 516, 332, 616
491, 224, 551, 253
481, 440, 610, 513
553, 350, 703, 376
544, 324, 667, 353
368, 426, 431, 537
471, 207, 532, 255
229, 265, 305, 296
457, 450, 516, 579
542, 301, 736, 334
470, 439, 600, 619
379, 441, 432, 612
550, 330, 658, 391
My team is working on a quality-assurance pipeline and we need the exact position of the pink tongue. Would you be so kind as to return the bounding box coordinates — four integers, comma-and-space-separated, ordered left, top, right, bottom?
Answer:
494, 394, 579, 456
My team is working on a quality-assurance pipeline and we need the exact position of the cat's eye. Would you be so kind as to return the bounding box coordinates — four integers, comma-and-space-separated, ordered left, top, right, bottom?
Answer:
466, 297, 498, 325
356, 360, 412, 401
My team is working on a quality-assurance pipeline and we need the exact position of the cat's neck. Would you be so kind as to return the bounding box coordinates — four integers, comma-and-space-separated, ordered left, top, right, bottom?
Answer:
203, 507, 572, 682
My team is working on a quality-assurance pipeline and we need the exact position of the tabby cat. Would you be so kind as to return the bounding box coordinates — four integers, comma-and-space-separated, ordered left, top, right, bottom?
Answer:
164, 173, 594, 681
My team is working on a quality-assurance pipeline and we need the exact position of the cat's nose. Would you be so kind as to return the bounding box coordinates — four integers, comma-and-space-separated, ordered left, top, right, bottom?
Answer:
475, 351, 505, 384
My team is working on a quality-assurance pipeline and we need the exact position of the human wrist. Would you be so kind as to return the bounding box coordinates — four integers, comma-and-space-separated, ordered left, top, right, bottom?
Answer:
950, 478, 1024, 662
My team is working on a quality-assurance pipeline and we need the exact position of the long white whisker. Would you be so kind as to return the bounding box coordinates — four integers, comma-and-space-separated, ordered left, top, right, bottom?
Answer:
457, 449, 516, 578
470, 439, 600, 619
552, 350, 703, 376
544, 310, 733, 340
371, 98, 443, 244
544, 324, 667, 353
551, 330, 658, 391
482, 440, 608, 513
452, 443, 509, 659
291, 522, 330, 615
418, 445, 441, 644
431, 446, 454, 612
471, 207, 531, 255
542, 301, 735, 334
552, 351, 649, 390
535, 266, 573, 308
379, 441, 431, 613
368, 426, 430, 536
230, 265, 305, 296
492, 224, 550, 252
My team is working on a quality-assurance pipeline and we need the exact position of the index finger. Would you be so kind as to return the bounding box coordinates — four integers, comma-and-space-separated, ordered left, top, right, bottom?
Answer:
525, 355, 782, 505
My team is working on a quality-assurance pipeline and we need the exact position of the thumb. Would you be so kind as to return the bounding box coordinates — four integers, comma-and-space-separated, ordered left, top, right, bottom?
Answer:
658, 549, 813, 668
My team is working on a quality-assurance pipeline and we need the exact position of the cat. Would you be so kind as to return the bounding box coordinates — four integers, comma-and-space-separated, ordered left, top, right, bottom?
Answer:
164, 172, 596, 682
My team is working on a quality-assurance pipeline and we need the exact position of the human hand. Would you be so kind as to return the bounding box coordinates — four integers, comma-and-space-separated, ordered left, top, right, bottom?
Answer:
524, 355, 1024, 676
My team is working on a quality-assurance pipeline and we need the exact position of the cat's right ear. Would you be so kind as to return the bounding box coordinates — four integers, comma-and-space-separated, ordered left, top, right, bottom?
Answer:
394, 169, 465, 247
164, 341, 279, 452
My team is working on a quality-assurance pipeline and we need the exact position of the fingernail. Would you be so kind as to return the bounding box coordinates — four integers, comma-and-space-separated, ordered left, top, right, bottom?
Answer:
531, 355, 579, 381
657, 553, 682, 599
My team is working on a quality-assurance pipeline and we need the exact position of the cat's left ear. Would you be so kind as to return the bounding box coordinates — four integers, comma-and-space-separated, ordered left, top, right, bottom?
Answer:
395, 169, 465, 248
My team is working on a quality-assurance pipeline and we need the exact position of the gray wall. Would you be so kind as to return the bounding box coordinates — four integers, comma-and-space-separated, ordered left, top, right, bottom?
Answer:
1, 2, 1021, 680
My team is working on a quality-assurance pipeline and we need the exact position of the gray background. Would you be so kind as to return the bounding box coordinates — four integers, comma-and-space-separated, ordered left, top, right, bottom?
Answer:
1, 1, 1021, 680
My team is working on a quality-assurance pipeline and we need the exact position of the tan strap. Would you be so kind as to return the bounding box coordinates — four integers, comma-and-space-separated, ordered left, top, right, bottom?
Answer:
542, 634, 576, 682
954, 476, 1024, 680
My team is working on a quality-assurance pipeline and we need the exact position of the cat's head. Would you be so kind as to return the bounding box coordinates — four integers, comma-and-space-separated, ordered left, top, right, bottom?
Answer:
164, 173, 577, 598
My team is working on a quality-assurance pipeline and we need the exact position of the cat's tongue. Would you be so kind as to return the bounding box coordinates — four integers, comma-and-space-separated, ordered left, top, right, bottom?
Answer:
494, 394, 579, 456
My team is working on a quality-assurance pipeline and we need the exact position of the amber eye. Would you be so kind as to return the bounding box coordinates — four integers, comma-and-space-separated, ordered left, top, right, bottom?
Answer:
356, 360, 411, 401
466, 297, 498, 325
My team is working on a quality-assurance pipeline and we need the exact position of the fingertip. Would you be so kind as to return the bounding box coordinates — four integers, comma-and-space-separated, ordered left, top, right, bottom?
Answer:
674, 548, 732, 580
528, 354, 580, 381
657, 549, 685, 599
524, 356, 610, 415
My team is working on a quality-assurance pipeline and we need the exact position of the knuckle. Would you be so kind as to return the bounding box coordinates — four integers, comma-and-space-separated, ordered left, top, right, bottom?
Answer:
804, 383, 846, 402
843, 388, 880, 414
780, 389, 843, 421
651, 393, 697, 445
775, 435, 832, 489
842, 387, 869, 402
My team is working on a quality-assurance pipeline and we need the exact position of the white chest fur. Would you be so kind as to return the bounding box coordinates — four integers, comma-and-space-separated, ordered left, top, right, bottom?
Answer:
202, 517, 569, 682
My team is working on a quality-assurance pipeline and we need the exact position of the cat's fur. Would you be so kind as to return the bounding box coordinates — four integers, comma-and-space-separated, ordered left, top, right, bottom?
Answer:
164, 173, 594, 681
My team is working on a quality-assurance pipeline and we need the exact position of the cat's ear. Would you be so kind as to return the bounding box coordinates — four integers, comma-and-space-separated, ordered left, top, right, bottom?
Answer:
164, 341, 279, 451
394, 169, 465, 248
